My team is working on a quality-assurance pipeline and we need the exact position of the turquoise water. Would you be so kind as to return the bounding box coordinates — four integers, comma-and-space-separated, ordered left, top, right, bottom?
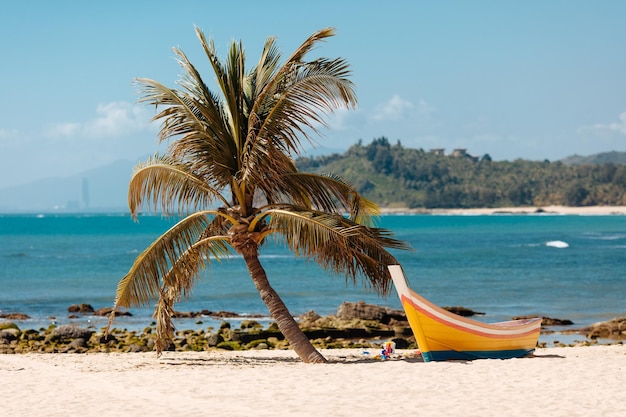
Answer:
1, 213, 624, 338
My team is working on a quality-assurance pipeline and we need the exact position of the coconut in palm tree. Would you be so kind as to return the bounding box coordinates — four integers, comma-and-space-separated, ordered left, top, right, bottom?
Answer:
108, 26, 411, 363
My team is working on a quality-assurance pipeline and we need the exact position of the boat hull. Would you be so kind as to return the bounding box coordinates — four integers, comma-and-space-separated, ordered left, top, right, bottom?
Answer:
389, 265, 542, 362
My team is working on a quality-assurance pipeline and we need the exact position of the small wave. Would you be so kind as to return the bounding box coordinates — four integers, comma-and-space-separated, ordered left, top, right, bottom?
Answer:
586, 234, 626, 241
545, 240, 569, 248
522, 243, 541, 247
259, 254, 296, 260
5, 252, 29, 258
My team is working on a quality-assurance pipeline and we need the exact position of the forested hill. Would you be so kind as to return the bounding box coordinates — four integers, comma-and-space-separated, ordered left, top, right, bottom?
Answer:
296, 138, 626, 209
561, 151, 626, 165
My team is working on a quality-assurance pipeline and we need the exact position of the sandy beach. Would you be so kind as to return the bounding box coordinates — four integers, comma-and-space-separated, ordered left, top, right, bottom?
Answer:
381, 205, 626, 215
2, 207, 624, 416
1, 345, 624, 416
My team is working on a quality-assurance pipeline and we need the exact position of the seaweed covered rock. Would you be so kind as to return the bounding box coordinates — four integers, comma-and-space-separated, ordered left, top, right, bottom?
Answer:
0, 322, 20, 331
0, 313, 30, 320
0, 322, 21, 347
513, 315, 574, 326
336, 301, 406, 324
444, 306, 485, 317
205, 332, 224, 347
51, 325, 94, 341
542, 317, 574, 326
298, 311, 321, 327
582, 317, 626, 339
0, 328, 21, 342
67, 304, 95, 313
240, 320, 263, 330
94, 307, 132, 317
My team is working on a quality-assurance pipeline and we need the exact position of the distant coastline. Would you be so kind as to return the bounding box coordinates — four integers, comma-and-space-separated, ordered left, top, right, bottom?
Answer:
380, 205, 626, 215
2, 205, 626, 216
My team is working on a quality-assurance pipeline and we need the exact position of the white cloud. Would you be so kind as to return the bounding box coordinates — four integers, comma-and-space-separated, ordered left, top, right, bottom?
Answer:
0, 128, 29, 152
324, 107, 355, 131
44, 101, 153, 140
362, 95, 441, 144
590, 111, 626, 134
368, 94, 442, 140
0, 129, 9, 139
0, 102, 163, 188
369, 95, 437, 130
45, 122, 81, 138
0, 128, 19, 142
578, 111, 626, 135
415, 99, 436, 116
372, 95, 415, 122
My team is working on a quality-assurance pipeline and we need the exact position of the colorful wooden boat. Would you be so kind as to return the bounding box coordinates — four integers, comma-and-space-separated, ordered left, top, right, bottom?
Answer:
389, 265, 541, 362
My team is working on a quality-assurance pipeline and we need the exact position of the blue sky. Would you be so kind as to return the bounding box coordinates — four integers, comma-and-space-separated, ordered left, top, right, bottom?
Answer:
1, 0, 626, 188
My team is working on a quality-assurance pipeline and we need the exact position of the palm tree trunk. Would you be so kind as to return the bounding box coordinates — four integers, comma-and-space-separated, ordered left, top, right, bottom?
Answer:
241, 250, 327, 363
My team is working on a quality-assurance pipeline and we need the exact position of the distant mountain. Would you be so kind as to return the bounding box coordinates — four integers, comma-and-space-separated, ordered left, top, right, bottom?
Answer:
561, 151, 626, 165
0, 159, 137, 213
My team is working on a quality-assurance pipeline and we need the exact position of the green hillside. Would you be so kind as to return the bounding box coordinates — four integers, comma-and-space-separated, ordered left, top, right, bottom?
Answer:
296, 138, 626, 209
561, 151, 626, 165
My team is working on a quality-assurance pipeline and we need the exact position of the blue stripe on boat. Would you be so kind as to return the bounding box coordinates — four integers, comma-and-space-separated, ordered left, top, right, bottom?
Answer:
423, 349, 535, 362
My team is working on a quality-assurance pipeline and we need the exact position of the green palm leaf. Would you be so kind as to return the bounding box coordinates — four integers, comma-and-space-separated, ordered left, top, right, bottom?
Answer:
113, 210, 219, 309
151, 235, 232, 355
265, 209, 411, 294
136, 78, 238, 187
266, 172, 380, 224
153, 287, 176, 354
160, 235, 232, 300
128, 155, 229, 216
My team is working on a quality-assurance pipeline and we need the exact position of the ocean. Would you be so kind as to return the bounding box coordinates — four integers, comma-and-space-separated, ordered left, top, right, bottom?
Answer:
1, 213, 624, 342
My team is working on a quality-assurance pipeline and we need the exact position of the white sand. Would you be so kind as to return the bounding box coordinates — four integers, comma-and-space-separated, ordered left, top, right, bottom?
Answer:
382, 205, 626, 215
1, 345, 625, 416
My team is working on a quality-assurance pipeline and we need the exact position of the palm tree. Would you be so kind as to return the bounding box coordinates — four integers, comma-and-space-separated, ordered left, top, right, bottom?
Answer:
108, 26, 411, 363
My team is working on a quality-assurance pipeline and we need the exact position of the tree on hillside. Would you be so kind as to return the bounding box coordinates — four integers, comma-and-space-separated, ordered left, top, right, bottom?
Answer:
107, 27, 410, 363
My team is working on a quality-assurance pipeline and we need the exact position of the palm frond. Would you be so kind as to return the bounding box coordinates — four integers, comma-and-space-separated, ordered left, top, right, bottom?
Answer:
248, 31, 340, 130
280, 28, 337, 75
112, 211, 221, 309
135, 78, 207, 144
154, 236, 231, 354
171, 47, 239, 167
265, 209, 411, 294
240, 34, 356, 188
160, 236, 232, 300
195, 27, 248, 157
152, 235, 232, 355
128, 155, 229, 217
242, 59, 356, 193
258, 172, 379, 224
136, 75, 239, 187
154, 287, 176, 355
257, 56, 357, 151
252, 37, 282, 98
195, 27, 231, 118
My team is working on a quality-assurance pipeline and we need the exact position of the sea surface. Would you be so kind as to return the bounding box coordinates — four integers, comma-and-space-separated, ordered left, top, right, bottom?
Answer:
1, 213, 624, 343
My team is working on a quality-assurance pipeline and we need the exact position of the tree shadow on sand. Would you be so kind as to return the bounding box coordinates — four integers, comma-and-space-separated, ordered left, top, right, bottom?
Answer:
158, 353, 426, 366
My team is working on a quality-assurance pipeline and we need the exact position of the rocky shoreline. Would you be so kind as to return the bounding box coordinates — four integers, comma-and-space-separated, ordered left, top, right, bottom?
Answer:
1, 301, 624, 354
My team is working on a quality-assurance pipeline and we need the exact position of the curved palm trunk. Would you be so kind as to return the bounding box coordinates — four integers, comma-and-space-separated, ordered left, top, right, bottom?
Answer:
241, 250, 327, 364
